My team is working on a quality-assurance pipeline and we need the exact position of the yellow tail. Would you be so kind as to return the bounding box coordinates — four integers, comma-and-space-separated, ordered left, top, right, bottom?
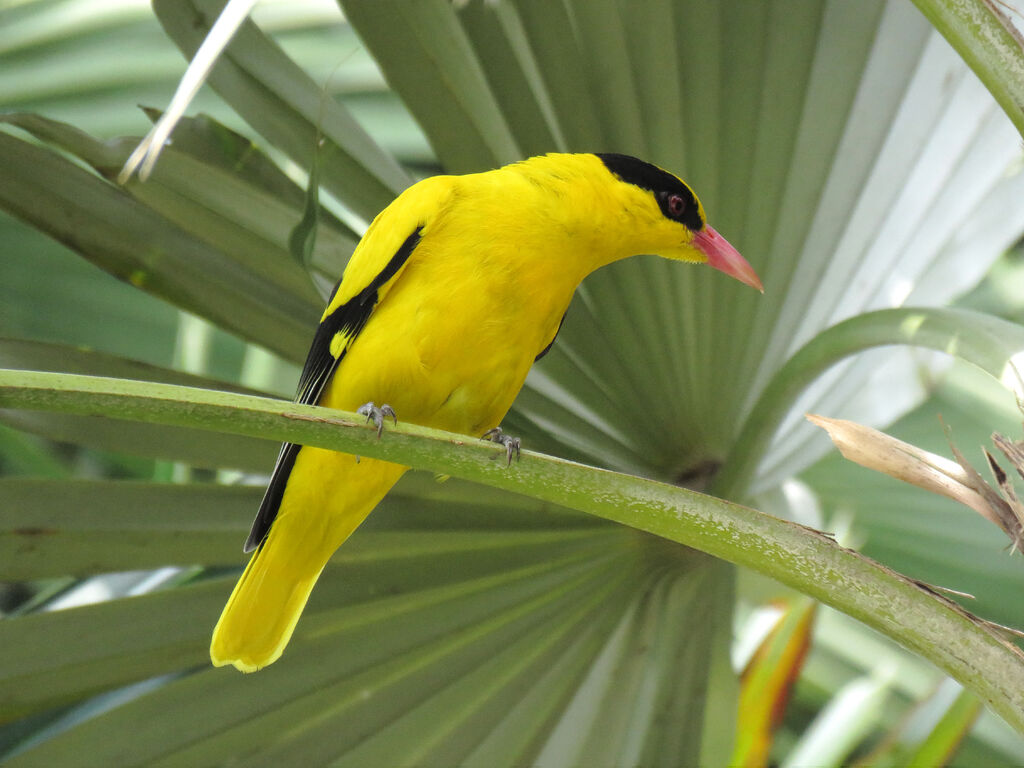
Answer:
210, 449, 406, 672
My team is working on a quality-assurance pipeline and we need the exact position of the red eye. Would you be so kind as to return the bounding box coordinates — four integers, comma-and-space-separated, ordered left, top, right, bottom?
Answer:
667, 194, 687, 218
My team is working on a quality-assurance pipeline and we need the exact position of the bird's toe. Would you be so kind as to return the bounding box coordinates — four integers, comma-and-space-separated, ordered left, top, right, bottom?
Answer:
481, 427, 521, 466
358, 402, 398, 439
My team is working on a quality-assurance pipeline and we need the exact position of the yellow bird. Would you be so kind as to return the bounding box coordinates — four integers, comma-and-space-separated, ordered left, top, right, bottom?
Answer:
210, 152, 762, 672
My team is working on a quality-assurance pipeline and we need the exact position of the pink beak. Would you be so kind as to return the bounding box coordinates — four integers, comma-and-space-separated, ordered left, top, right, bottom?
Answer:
692, 225, 763, 292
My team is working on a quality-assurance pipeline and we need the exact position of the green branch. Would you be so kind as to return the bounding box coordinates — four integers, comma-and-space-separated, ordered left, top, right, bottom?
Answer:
911, 0, 1024, 140
2, 367, 1024, 732
715, 307, 1024, 499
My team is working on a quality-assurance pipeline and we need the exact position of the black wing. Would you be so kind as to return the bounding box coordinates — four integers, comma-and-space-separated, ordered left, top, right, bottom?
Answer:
243, 227, 423, 552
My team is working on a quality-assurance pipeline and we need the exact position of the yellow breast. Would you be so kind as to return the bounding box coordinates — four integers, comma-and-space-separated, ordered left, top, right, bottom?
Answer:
319, 155, 649, 437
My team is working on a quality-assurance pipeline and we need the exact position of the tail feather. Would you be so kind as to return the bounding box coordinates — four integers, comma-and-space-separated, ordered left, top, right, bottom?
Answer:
210, 451, 405, 672
210, 520, 331, 672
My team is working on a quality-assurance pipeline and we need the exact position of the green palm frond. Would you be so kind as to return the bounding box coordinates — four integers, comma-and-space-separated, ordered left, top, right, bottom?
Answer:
3, 0, 1024, 764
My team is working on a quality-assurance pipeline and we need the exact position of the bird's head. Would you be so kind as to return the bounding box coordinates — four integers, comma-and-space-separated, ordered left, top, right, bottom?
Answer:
594, 153, 763, 292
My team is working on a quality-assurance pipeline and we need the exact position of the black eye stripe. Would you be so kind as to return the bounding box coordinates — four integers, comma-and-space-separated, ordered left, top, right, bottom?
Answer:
656, 190, 698, 228
596, 153, 703, 231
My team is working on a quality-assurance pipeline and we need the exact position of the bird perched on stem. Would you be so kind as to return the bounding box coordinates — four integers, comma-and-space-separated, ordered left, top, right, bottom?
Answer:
211, 152, 762, 672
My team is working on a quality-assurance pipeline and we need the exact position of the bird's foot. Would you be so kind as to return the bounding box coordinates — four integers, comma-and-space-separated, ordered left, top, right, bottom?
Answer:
481, 427, 521, 466
357, 402, 397, 439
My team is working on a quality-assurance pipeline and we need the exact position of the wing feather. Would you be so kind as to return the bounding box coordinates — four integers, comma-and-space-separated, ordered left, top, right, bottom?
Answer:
534, 311, 567, 362
243, 227, 423, 552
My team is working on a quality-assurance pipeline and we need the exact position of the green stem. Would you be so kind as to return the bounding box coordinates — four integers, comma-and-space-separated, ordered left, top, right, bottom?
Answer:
2, 367, 1024, 732
910, 0, 1024, 141
713, 307, 1024, 498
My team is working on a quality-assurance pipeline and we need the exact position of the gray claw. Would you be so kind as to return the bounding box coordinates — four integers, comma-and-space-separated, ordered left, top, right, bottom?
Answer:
357, 401, 397, 439
482, 427, 521, 466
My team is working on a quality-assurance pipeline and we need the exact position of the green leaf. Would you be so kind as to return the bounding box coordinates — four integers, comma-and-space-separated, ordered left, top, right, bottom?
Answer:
904, 688, 983, 766
564, 0, 647, 155
140, 108, 319, 208
4, 112, 344, 304
793, 606, 1024, 764
0, 130, 314, 361
511, 0, 605, 150
1, 508, 627, 724
153, 0, 411, 221
316, 566, 631, 768
140, 107, 361, 282
3, 549, 635, 761
454, 2, 561, 157
6, 0, 1024, 762
782, 669, 893, 768
909, 0, 1024, 141
0, 473, 612, 578
716, 307, 1024, 498
0, 479, 259, 578
3, 369, 1024, 733
0, 339, 278, 470
729, 0, 891, 396
0, 579, 226, 724
287, 139, 322, 271
0, 423, 67, 479
339, 0, 521, 172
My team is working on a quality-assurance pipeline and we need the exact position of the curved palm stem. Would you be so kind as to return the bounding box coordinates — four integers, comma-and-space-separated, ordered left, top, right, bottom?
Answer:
2, 367, 1024, 733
